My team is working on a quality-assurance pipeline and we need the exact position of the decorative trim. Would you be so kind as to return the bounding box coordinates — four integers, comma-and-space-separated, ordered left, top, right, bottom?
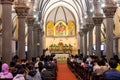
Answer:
92, 17, 104, 26
103, 6, 117, 18
26, 16, 35, 26
78, 31, 83, 36
1, 0, 13, 4
86, 23, 94, 31
14, 6, 29, 18
80, 25, 88, 34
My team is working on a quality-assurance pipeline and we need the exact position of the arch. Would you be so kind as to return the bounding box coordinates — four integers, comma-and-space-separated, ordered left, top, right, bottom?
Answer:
42, 1, 80, 32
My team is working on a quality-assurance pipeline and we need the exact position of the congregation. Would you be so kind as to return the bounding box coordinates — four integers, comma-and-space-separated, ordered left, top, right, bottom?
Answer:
67, 54, 120, 80
0, 53, 120, 80
0, 54, 57, 80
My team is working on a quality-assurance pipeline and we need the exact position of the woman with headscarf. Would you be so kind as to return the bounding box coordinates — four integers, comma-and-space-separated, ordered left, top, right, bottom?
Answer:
0, 63, 13, 78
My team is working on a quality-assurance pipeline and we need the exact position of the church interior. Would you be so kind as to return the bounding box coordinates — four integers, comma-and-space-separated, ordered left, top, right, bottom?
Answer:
0, 0, 120, 80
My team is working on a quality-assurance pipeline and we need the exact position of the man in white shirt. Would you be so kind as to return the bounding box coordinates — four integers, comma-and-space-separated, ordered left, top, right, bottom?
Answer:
45, 48, 51, 56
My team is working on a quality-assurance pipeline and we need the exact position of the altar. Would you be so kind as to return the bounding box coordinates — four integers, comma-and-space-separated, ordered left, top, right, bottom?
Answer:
53, 53, 70, 62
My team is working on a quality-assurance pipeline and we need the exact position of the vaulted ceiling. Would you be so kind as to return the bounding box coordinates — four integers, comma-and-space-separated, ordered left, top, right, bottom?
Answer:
30, 0, 95, 31
1, 0, 120, 40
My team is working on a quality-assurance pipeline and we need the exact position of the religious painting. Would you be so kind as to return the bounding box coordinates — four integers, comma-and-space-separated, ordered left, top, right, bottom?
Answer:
54, 21, 67, 36
46, 21, 76, 37
68, 21, 76, 36
46, 21, 54, 36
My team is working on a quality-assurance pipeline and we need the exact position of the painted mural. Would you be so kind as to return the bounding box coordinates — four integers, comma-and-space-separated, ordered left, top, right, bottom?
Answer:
55, 21, 67, 36
46, 21, 54, 36
68, 21, 76, 36
46, 21, 76, 37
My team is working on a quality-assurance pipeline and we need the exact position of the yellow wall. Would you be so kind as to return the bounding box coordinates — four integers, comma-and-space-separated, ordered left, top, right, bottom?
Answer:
114, 8, 120, 55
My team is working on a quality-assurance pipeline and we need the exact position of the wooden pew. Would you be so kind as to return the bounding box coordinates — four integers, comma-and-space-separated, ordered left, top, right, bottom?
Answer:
44, 77, 56, 80
47, 69, 57, 77
0, 78, 13, 80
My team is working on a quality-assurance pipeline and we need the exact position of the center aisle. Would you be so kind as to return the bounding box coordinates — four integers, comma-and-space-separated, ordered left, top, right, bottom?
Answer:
57, 63, 78, 80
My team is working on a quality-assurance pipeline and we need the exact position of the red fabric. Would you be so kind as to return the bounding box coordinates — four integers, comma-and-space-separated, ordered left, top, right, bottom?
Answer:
57, 63, 78, 80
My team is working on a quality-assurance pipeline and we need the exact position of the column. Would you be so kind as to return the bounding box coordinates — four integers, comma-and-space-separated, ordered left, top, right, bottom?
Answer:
36, 27, 41, 57
79, 31, 83, 53
26, 16, 35, 61
0, 33, 2, 61
113, 37, 118, 55
93, 17, 103, 57
1, 0, 13, 64
33, 23, 39, 57
115, 38, 118, 55
103, 4, 117, 61
14, 5, 29, 60
0, 18, 1, 59
0, 18, 1, 25
38, 29, 44, 56
81, 26, 88, 57
87, 23, 94, 55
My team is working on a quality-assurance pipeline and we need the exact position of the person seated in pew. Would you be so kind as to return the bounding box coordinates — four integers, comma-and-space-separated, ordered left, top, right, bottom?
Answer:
103, 58, 120, 80
13, 65, 26, 80
0, 63, 13, 79
41, 68, 55, 80
26, 62, 42, 80
94, 58, 109, 76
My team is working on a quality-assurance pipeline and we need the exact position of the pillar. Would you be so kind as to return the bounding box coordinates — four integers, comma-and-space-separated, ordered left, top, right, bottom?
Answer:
38, 28, 44, 56
0, 33, 2, 61
93, 17, 103, 57
0, 18, 1, 59
0, 18, 1, 25
33, 23, 39, 57
26, 16, 35, 61
36, 28, 41, 57
14, 5, 29, 60
79, 31, 83, 53
1, 0, 13, 64
87, 23, 94, 55
113, 37, 118, 55
81, 26, 88, 57
103, 5, 117, 61
115, 38, 118, 55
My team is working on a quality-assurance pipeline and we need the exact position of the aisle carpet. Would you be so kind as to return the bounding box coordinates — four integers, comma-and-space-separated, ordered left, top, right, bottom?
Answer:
57, 63, 78, 80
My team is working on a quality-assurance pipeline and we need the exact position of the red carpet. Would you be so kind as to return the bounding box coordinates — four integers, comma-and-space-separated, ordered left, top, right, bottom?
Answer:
57, 63, 78, 80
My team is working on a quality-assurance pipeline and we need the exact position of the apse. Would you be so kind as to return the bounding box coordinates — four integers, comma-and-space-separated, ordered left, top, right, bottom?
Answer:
44, 6, 78, 54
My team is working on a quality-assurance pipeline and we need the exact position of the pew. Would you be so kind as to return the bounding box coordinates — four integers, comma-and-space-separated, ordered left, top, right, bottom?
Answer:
67, 58, 105, 80
47, 69, 57, 77
44, 77, 56, 80
0, 78, 13, 80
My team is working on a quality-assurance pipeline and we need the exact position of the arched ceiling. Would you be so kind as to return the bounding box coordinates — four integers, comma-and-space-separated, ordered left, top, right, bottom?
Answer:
46, 6, 76, 23
0, 0, 120, 41
33, 0, 94, 31
0, 0, 96, 32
